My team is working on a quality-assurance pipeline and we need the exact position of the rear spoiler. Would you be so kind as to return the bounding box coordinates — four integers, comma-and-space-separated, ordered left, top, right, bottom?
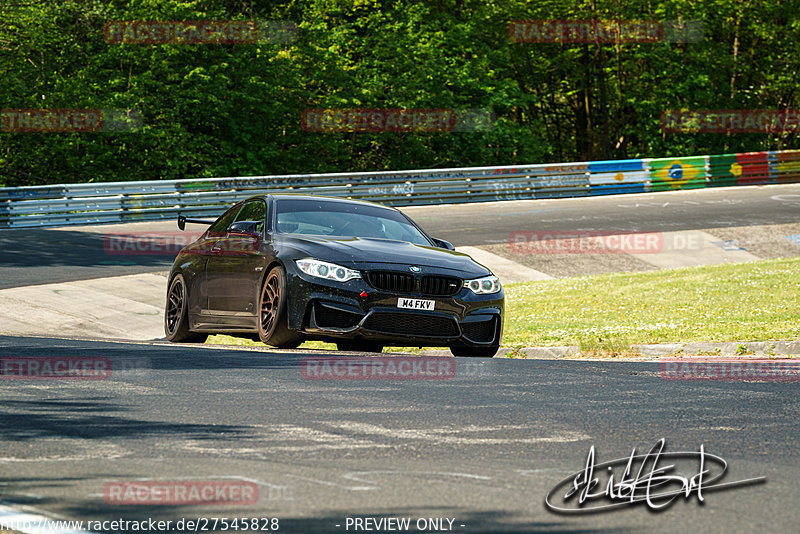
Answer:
177, 214, 215, 231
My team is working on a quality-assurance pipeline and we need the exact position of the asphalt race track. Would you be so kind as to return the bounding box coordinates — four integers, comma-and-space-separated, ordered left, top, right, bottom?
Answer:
1, 335, 798, 533
2, 183, 800, 289
406, 183, 800, 246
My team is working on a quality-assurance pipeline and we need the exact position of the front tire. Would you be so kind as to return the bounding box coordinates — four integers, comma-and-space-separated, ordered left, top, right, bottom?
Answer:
165, 274, 208, 343
258, 266, 302, 348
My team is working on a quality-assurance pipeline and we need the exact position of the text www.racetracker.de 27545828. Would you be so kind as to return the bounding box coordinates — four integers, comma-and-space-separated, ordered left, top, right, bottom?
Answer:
0, 517, 280, 532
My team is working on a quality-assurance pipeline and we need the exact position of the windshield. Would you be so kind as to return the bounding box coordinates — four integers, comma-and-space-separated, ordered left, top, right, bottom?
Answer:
275, 198, 432, 246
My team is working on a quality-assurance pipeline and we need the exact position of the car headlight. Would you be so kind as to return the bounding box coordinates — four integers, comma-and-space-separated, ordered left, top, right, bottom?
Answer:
464, 275, 501, 295
295, 258, 361, 282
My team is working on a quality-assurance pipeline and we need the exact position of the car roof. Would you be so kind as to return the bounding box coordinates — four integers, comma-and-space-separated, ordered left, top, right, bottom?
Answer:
248, 193, 399, 211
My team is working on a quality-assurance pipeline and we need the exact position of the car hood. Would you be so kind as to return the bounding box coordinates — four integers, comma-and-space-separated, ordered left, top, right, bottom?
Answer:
276, 235, 491, 277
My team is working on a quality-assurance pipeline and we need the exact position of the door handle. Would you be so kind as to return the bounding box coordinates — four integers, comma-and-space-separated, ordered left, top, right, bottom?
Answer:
211, 246, 222, 254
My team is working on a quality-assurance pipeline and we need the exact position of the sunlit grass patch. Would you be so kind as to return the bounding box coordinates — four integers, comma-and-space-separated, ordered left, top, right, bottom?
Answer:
503, 257, 800, 347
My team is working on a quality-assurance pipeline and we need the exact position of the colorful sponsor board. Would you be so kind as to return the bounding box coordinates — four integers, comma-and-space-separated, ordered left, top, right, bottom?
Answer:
772, 149, 800, 183
708, 152, 770, 187
707, 154, 738, 187
531, 164, 590, 198
649, 155, 707, 191
735, 151, 771, 185
588, 159, 648, 195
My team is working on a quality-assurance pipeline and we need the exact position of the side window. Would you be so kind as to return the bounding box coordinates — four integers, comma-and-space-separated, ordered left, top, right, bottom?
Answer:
208, 204, 241, 235
233, 200, 267, 233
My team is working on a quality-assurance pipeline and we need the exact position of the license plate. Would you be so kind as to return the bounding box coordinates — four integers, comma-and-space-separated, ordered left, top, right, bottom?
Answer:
397, 298, 435, 311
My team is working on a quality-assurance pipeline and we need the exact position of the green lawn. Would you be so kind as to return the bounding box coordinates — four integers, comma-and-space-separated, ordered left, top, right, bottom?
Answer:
208, 257, 800, 352
503, 257, 800, 349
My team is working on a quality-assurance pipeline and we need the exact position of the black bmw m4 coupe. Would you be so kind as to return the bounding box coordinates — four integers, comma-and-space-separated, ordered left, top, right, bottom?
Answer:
165, 195, 504, 357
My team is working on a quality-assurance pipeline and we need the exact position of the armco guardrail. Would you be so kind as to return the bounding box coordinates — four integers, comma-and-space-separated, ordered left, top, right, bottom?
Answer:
1, 149, 799, 228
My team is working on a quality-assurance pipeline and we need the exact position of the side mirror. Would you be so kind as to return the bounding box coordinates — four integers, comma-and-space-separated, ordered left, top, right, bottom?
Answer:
432, 238, 455, 251
227, 221, 262, 238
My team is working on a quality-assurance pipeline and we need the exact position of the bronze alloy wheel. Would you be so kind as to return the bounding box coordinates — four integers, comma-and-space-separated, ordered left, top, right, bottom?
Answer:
260, 269, 281, 337
258, 266, 302, 348
164, 274, 207, 343
165, 276, 184, 336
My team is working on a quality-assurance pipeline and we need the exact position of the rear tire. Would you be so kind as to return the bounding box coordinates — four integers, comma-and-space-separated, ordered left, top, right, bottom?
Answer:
450, 345, 499, 358
165, 274, 208, 343
258, 266, 302, 348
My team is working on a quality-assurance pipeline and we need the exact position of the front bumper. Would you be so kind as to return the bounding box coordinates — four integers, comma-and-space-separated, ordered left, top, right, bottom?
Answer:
285, 263, 504, 347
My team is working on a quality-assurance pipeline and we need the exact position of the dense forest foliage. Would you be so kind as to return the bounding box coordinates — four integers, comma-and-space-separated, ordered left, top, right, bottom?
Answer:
1, 0, 798, 187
